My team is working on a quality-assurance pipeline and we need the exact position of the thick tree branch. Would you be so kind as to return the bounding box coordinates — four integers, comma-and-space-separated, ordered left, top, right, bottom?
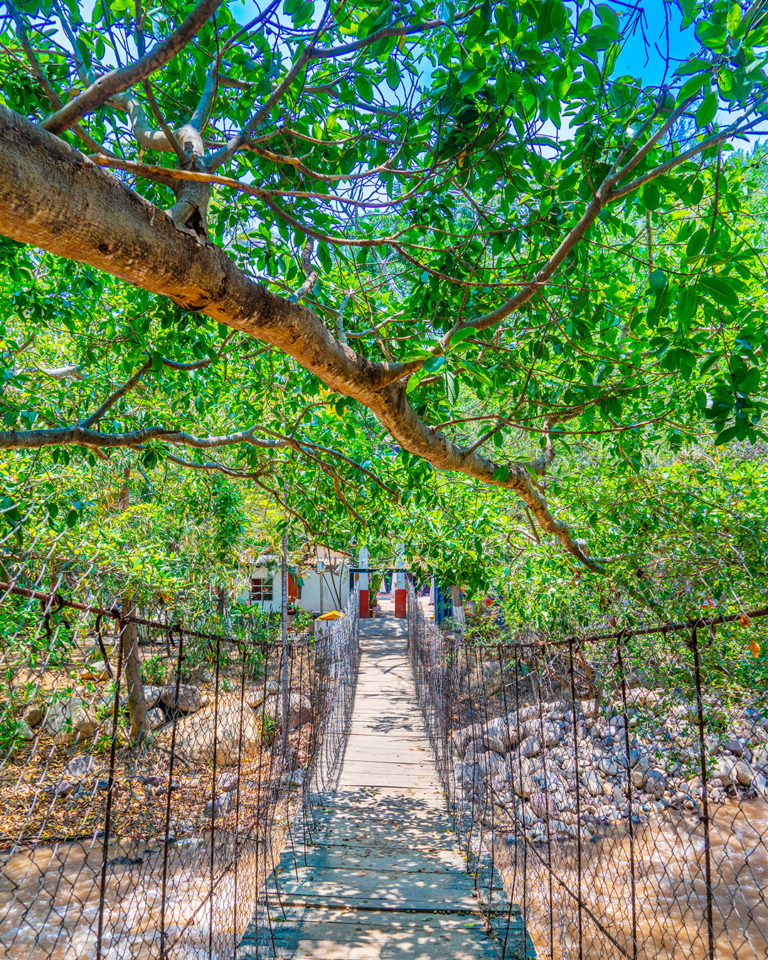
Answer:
42, 0, 221, 135
36, 363, 86, 381
0, 105, 635, 570
0, 423, 286, 451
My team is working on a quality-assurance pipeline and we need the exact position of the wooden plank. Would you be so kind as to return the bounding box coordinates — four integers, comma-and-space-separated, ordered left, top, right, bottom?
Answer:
258, 924, 500, 960
279, 844, 463, 868
341, 751, 431, 765
276, 850, 467, 875
337, 775, 438, 789
273, 881, 481, 911
338, 760, 435, 773
261, 891, 484, 914
250, 936, 499, 958
253, 906, 490, 928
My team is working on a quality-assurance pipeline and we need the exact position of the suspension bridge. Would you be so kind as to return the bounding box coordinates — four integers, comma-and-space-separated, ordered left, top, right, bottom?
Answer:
242, 598, 519, 958
1, 569, 767, 960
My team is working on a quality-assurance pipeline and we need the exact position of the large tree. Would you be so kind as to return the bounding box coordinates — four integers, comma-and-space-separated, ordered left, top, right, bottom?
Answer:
1, 0, 767, 569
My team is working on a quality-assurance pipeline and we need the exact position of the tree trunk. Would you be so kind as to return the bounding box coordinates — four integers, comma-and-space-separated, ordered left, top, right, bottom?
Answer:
216, 584, 227, 616
450, 585, 466, 628
280, 526, 290, 762
114, 467, 147, 741
121, 597, 149, 741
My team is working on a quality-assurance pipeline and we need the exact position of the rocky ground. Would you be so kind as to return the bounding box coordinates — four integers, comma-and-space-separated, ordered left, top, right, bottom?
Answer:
1, 665, 317, 846
450, 681, 768, 843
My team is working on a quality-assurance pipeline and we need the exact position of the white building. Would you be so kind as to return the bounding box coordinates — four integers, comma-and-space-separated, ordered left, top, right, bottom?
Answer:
238, 548, 352, 614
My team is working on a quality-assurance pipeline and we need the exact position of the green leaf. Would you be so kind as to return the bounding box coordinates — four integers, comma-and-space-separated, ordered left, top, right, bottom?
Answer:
649, 268, 668, 293
423, 355, 446, 374
356, 75, 374, 102
679, 72, 710, 102
444, 370, 459, 404
492, 465, 509, 483
386, 59, 400, 92
577, 9, 593, 33
596, 3, 619, 31
714, 424, 739, 445
675, 57, 716, 77
699, 351, 722, 374
587, 23, 620, 48
448, 328, 475, 347
643, 184, 660, 210
699, 275, 739, 307
676, 286, 698, 322
696, 91, 718, 127
726, 3, 742, 36
686, 227, 708, 258
696, 20, 728, 51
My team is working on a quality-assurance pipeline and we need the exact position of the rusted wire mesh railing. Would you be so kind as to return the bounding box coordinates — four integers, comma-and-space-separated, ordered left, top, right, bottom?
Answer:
407, 586, 768, 960
0, 563, 359, 960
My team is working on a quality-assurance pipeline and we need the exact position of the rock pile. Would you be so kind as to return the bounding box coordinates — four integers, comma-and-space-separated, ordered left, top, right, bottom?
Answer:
450, 689, 768, 842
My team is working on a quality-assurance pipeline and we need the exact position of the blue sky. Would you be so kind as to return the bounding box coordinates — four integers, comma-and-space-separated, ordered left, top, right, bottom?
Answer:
614, 0, 699, 86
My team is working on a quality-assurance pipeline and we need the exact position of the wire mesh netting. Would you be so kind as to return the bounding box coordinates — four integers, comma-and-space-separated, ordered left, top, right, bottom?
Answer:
0, 559, 359, 960
407, 586, 768, 960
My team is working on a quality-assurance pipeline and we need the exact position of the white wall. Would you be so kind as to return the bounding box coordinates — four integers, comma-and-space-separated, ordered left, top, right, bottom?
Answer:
237, 565, 350, 614
298, 568, 349, 613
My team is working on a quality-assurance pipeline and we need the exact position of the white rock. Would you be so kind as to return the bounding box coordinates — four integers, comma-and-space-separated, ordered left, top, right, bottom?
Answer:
147, 707, 165, 731
733, 759, 754, 787
160, 684, 202, 713
598, 757, 621, 777
753, 772, 768, 800
453, 715, 515, 756
262, 693, 313, 731
24, 705, 44, 727
484, 734, 508, 755
218, 772, 239, 793
204, 793, 233, 818
164, 693, 263, 765
65, 755, 96, 779
16, 720, 35, 741
549, 819, 577, 838
712, 757, 736, 785
246, 680, 279, 709
517, 704, 542, 724
72, 706, 99, 738
584, 772, 602, 797
45, 698, 83, 736
752, 746, 768, 772
644, 769, 667, 798
529, 791, 558, 819
143, 686, 163, 708
520, 736, 541, 758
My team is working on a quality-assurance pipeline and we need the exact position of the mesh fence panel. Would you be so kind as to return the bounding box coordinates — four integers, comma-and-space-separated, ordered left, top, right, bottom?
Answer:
0, 561, 359, 960
408, 586, 768, 960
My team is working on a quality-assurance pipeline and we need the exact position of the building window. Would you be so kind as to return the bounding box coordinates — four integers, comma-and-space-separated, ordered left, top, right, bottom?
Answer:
251, 576, 273, 602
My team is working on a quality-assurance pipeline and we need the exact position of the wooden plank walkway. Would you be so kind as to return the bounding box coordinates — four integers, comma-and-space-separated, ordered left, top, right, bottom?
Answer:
239, 609, 513, 959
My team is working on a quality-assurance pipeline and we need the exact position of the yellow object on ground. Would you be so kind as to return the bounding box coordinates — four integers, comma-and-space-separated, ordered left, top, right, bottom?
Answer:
317, 610, 342, 620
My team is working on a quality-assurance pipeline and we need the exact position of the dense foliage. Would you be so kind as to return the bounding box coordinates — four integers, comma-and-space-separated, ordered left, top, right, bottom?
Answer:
0, 0, 766, 640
